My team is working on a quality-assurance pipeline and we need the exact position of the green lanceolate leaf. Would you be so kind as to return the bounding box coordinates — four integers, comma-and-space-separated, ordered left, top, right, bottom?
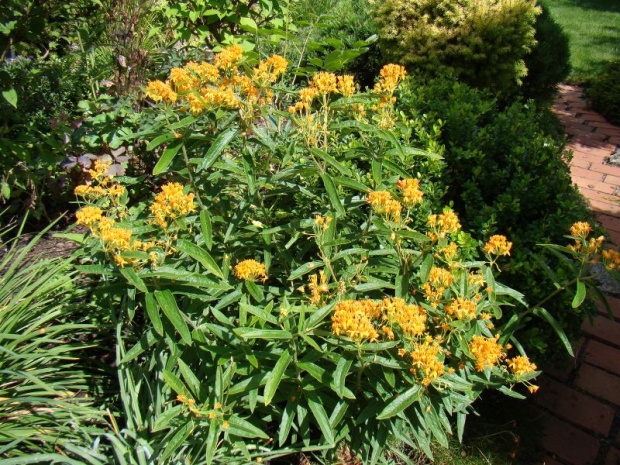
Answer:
306, 392, 335, 444
288, 261, 323, 281
155, 290, 192, 345
264, 349, 292, 405
120, 267, 147, 292
572, 280, 586, 308
333, 357, 353, 398
200, 209, 213, 250
233, 328, 292, 340
533, 307, 574, 356
319, 172, 346, 217
147, 133, 176, 151
176, 239, 223, 278
278, 400, 296, 446
309, 148, 352, 176
153, 140, 183, 175
377, 385, 423, 420
226, 416, 270, 439
159, 421, 193, 461
145, 292, 163, 336
198, 127, 238, 172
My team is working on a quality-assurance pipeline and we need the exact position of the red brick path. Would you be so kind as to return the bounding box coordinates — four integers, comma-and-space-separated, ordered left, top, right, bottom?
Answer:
533, 85, 620, 465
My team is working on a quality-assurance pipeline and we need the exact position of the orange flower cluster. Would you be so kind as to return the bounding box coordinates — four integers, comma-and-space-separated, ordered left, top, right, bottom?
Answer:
507, 355, 537, 377
253, 54, 288, 83
213, 44, 244, 70
602, 249, 620, 270
468, 270, 485, 288
76, 206, 103, 229
484, 235, 512, 256
570, 221, 592, 238
445, 297, 478, 320
397, 178, 424, 208
410, 337, 445, 386
367, 190, 402, 222
146, 80, 178, 103
146, 45, 287, 116
332, 299, 382, 342
75, 207, 155, 267
469, 335, 505, 372
234, 259, 268, 282
381, 297, 426, 338
177, 394, 200, 417
423, 267, 454, 306
427, 208, 461, 241
373, 64, 407, 94
308, 270, 330, 305
332, 298, 427, 343
436, 242, 459, 262
150, 182, 196, 229
74, 160, 126, 201
288, 72, 356, 114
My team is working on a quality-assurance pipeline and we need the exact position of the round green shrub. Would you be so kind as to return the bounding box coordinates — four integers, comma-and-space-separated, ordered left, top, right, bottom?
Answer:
374, 0, 541, 96
587, 60, 620, 125
519, 1, 571, 104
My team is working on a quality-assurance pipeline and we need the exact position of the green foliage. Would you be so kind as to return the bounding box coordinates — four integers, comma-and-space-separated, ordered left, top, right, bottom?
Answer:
0, 56, 91, 219
292, 0, 384, 89
587, 60, 620, 125
519, 1, 571, 104
66, 53, 559, 462
374, 0, 541, 96
0, 223, 113, 458
397, 76, 596, 356
160, 0, 289, 46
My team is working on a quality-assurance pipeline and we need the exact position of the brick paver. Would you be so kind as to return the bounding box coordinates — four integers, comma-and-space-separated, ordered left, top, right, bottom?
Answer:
531, 85, 620, 465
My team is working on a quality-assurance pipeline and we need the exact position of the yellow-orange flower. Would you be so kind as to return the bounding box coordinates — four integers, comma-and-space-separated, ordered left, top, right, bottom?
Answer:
602, 248, 620, 270
427, 208, 461, 239
410, 339, 444, 386
484, 235, 512, 256
331, 299, 382, 342
310, 72, 338, 95
507, 355, 537, 377
253, 54, 288, 83
570, 221, 592, 239
381, 297, 426, 338
308, 270, 330, 305
469, 335, 505, 372
397, 178, 423, 208
367, 190, 402, 222
337, 75, 356, 97
76, 206, 103, 229
234, 259, 268, 282
423, 266, 454, 306
146, 80, 177, 103
445, 297, 478, 320
214, 44, 243, 70
373, 64, 407, 94
150, 182, 196, 229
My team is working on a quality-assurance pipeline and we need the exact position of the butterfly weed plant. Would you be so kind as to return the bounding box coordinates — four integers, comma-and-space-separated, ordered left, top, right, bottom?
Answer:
68, 46, 615, 463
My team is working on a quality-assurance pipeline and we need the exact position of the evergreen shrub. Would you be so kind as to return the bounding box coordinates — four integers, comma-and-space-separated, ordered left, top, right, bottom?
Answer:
374, 0, 541, 96
587, 60, 620, 125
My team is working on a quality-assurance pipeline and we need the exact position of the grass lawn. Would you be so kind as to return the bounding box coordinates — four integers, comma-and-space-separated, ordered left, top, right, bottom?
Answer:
545, 0, 620, 82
